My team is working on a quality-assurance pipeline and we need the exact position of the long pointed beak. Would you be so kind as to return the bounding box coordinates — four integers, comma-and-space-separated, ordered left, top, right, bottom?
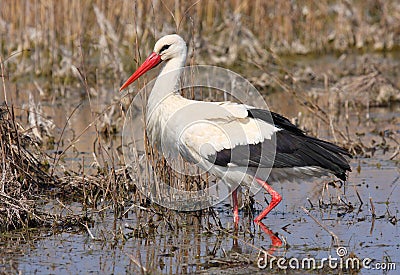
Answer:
119, 52, 162, 92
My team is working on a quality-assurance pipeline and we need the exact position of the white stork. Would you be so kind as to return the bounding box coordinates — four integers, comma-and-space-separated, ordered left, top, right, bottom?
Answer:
119, 34, 351, 226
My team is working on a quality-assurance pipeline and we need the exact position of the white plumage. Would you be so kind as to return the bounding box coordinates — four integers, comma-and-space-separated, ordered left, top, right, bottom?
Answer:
120, 34, 351, 225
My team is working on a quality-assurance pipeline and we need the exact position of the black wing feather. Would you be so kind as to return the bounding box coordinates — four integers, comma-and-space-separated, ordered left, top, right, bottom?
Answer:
248, 109, 305, 135
207, 108, 352, 181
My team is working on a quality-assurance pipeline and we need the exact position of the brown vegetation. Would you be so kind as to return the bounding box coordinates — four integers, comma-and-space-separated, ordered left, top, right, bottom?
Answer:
1, 1, 400, 86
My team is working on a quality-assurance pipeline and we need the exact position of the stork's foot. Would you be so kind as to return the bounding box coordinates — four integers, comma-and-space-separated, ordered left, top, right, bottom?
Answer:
232, 188, 239, 229
254, 178, 282, 222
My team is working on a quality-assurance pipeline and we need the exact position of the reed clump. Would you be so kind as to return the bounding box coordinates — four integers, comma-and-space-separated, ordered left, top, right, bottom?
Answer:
0, 104, 55, 230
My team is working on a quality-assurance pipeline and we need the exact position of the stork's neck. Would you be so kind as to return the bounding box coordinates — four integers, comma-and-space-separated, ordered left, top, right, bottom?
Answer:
147, 53, 187, 114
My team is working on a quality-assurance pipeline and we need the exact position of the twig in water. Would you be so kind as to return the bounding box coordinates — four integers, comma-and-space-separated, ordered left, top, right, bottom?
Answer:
307, 198, 314, 208
56, 198, 73, 214
369, 197, 376, 218
338, 196, 353, 210
386, 173, 400, 202
127, 253, 147, 274
82, 222, 95, 240
386, 205, 398, 225
209, 207, 223, 229
122, 202, 154, 217
353, 185, 364, 206
369, 197, 376, 235
389, 145, 399, 160
370, 217, 375, 235
301, 206, 339, 246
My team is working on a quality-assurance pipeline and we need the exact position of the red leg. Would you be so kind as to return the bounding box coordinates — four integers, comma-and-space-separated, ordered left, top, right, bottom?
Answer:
232, 188, 239, 227
255, 221, 283, 255
254, 178, 282, 222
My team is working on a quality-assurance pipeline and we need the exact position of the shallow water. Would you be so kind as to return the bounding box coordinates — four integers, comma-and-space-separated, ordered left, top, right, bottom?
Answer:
1, 53, 399, 274
1, 156, 398, 274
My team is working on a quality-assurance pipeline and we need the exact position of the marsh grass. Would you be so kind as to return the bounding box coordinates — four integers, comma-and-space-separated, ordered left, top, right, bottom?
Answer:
0, 103, 54, 230
0, 96, 126, 231
1, 1, 400, 90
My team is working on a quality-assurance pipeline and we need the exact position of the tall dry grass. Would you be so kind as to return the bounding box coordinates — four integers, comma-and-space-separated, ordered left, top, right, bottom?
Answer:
1, 0, 399, 88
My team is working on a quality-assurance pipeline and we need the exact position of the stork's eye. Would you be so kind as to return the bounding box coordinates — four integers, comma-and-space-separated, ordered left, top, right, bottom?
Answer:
159, 44, 171, 53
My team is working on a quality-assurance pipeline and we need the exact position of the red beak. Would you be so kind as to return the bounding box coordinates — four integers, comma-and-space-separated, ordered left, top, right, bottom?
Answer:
119, 52, 162, 92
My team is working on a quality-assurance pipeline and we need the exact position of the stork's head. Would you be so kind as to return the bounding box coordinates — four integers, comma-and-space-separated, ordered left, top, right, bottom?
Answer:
154, 34, 187, 61
119, 34, 187, 91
